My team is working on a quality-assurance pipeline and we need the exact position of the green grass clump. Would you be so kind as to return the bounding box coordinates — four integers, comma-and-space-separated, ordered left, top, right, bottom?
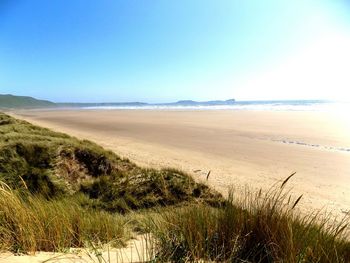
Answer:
80, 167, 221, 213
0, 182, 127, 253
148, 181, 350, 262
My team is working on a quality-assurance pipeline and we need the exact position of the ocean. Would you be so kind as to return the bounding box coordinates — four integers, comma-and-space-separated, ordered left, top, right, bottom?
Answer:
81, 100, 349, 112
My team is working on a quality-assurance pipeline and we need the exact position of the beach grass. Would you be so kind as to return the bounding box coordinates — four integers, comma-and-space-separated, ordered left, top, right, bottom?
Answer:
147, 181, 350, 262
0, 181, 128, 253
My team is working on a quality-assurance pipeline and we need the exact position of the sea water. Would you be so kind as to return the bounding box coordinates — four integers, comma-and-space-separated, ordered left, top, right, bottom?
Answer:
81, 100, 350, 112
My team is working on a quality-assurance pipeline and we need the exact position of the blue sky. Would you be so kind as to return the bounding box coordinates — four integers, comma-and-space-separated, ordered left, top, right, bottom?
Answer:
1, 0, 350, 102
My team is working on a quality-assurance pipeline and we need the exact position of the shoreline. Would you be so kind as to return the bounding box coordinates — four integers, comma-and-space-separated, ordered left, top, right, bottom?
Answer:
9, 109, 350, 216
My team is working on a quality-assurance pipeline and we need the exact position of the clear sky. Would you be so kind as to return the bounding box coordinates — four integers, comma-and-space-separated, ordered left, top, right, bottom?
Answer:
1, 0, 350, 102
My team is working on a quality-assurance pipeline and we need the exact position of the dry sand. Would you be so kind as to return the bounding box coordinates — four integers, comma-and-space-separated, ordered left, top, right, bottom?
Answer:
10, 109, 350, 216
0, 234, 152, 263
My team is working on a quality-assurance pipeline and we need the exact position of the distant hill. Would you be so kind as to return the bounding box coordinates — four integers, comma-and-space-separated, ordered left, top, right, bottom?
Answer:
0, 94, 56, 108
168, 99, 235, 106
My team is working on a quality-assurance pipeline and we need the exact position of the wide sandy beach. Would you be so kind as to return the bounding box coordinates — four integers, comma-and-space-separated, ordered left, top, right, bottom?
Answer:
11, 109, 350, 215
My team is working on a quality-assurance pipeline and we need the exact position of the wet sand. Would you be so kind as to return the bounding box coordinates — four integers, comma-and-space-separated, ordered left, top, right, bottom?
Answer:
11, 109, 350, 215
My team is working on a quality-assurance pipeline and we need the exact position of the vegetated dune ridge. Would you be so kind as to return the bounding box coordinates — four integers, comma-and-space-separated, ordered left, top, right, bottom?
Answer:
11, 109, 350, 217
0, 113, 221, 254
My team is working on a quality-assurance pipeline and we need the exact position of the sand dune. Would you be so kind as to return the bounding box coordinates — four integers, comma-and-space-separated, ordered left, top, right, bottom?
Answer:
11, 109, 350, 216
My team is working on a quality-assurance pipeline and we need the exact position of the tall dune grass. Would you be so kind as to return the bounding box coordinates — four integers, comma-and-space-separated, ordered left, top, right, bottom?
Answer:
0, 182, 128, 253
148, 179, 350, 262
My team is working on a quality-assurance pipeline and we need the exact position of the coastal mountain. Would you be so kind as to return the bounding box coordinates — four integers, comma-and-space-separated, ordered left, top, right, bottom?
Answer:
0, 94, 56, 108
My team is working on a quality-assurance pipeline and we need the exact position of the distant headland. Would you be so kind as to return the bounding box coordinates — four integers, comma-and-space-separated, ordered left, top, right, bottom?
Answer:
0, 94, 56, 108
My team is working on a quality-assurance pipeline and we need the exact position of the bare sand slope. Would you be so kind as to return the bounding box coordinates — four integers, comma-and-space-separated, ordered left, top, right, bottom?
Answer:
11, 109, 350, 215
